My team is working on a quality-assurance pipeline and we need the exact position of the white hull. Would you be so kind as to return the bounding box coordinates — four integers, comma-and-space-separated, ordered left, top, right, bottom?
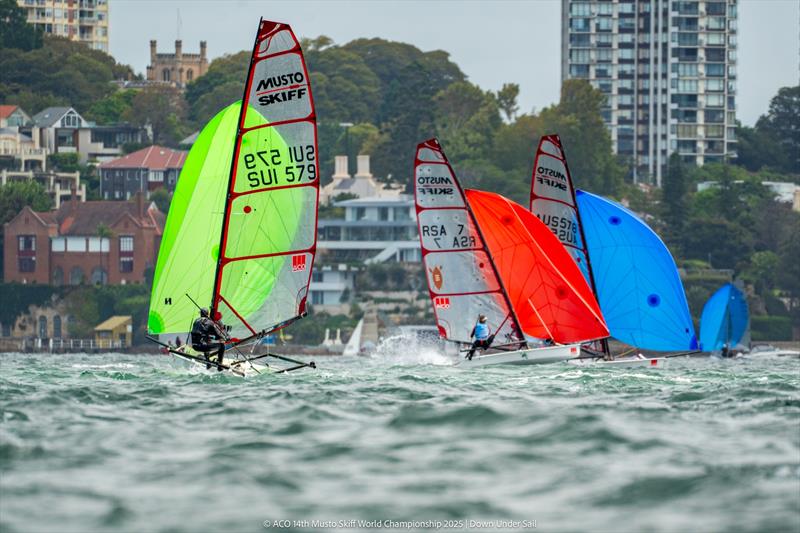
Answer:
455, 344, 580, 368
167, 350, 270, 377
568, 354, 668, 368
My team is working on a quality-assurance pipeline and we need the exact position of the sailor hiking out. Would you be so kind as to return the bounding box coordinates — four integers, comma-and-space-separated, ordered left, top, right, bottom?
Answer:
467, 314, 494, 360
191, 308, 227, 370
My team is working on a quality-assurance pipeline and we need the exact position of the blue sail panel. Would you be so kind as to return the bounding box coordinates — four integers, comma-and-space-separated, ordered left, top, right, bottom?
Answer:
699, 283, 749, 351
575, 190, 698, 351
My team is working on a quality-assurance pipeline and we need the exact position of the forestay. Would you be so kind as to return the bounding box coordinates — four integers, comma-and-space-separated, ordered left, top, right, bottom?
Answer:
529, 135, 592, 282
700, 283, 749, 352
212, 20, 319, 339
414, 138, 524, 346
576, 190, 698, 351
466, 190, 609, 344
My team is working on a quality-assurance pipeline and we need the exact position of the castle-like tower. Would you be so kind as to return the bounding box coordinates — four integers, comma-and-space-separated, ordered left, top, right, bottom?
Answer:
146, 40, 208, 88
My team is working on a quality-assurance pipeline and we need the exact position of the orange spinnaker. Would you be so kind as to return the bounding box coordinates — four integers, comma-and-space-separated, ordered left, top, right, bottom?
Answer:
465, 189, 609, 343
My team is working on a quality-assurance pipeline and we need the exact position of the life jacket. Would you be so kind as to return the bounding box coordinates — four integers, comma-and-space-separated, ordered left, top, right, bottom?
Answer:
474, 322, 490, 340
191, 317, 216, 345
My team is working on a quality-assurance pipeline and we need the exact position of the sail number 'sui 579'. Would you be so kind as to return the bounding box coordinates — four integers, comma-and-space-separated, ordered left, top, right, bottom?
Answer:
243, 144, 316, 188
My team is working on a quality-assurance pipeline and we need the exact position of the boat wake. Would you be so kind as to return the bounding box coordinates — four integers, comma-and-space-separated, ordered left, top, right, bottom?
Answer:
369, 332, 453, 366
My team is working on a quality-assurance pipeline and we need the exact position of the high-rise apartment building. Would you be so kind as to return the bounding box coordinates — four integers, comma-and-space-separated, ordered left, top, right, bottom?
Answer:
561, 0, 737, 185
17, 0, 109, 53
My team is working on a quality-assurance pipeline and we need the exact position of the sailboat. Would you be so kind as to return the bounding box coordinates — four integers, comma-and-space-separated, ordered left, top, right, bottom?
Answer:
529, 135, 697, 367
414, 138, 609, 367
699, 283, 750, 357
146, 20, 319, 376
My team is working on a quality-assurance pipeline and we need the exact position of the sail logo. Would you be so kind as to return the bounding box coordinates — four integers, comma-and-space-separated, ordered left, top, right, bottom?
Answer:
430, 266, 444, 290
258, 88, 307, 106
536, 166, 568, 191
434, 297, 450, 309
256, 72, 305, 91
292, 254, 307, 272
417, 175, 454, 195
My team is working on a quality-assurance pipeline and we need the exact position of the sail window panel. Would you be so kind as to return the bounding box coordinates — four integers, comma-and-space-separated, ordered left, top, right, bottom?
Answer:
217, 252, 313, 337
415, 163, 464, 209
418, 210, 478, 252
234, 121, 316, 193
245, 52, 312, 126
432, 292, 516, 345
256, 29, 296, 57
225, 186, 316, 260
424, 250, 498, 295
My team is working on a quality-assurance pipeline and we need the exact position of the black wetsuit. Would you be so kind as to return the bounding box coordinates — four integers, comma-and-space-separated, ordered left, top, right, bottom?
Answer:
191, 317, 225, 369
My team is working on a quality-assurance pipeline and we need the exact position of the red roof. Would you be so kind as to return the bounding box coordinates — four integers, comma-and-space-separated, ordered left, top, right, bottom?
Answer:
0, 105, 19, 120
99, 145, 187, 171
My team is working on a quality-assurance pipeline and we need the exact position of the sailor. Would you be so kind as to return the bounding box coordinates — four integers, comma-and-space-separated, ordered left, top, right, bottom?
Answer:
191, 308, 226, 370
466, 314, 492, 360
721, 343, 730, 358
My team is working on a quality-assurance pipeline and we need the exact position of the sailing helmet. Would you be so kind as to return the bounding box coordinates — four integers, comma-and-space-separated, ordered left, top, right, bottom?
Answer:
200, 307, 209, 317
479, 314, 487, 323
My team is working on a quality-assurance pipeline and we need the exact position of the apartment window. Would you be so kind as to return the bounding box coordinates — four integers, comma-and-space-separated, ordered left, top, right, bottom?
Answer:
618, 79, 633, 90
17, 235, 36, 272
355, 207, 366, 220
312, 272, 323, 282
618, 2, 634, 14
707, 2, 726, 15
677, 140, 696, 153
570, 18, 590, 32
311, 291, 323, 305
570, 33, 590, 46
676, 80, 698, 93
706, 94, 724, 108
674, 63, 698, 77
70, 267, 84, 285
379, 207, 389, 221
596, 33, 613, 46
707, 17, 726, 30
707, 32, 725, 46
618, 33, 634, 44
570, 49, 591, 62
674, 1, 698, 15
618, 95, 633, 106
119, 235, 134, 273
705, 125, 724, 138
673, 109, 697, 123
596, 49, 612, 62
706, 63, 725, 77
597, 2, 612, 15
705, 110, 725, 123
596, 18, 612, 31
570, 64, 589, 78
706, 48, 725, 62
676, 17, 698, 31
672, 94, 698, 108
678, 33, 698, 46
706, 79, 724, 92
569, 2, 590, 16
618, 64, 634, 76
618, 48, 634, 60
675, 48, 698, 61
618, 18, 635, 31
677, 125, 697, 138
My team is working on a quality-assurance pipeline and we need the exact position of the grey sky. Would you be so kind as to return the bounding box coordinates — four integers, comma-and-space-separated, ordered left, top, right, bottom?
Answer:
110, 0, 799, 126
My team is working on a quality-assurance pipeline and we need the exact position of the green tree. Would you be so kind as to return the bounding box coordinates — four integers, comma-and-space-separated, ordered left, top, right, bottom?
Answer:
47, 153, 80, 173
432, 81, 501, 163
662, 153, 689, 253
0, 0, 42, 50
755, 85, 799, 173
496, 83, 520, 122
84, 89, 136, 124
149, 188, 171, 214
123, 86, 187, 146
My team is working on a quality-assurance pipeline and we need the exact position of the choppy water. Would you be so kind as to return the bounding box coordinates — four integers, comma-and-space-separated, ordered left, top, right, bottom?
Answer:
1, 344, 799, 533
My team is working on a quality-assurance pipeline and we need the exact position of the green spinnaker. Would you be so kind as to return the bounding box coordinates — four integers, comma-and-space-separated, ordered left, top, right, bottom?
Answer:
148, 102, 309, 336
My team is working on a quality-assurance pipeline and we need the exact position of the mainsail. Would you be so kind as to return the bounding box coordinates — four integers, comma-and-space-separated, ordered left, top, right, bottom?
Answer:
528, 135, 593, 282
576, 190, 698, 351
148, 20, 318, 340
699, 283, 749, 352
414, 138, 524, 346
465, 190, 609, 344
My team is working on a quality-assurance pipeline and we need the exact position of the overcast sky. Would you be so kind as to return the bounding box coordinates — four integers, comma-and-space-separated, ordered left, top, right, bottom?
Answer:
109, 0, 799, 126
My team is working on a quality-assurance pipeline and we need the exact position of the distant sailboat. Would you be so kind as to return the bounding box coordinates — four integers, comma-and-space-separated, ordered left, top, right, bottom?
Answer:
146, 19, 319, 376
529, 135, 697, 366
414, 138, 608, 367
700, 283, 749, 357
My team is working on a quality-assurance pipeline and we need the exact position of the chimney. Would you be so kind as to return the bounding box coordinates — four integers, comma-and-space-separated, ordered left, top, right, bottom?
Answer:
355, 155, 372, 179
70, 186, 78, 213
135, 191, 144, 218
333, 155, 350, 180
175, 40, 182, 60
200, 40, 207, 61
150, 40, 157, 63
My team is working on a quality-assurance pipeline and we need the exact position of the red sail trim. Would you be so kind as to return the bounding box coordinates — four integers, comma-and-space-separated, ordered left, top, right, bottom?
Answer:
222, 245, 315, 264
231, 181, 316, 199
211, 19, 320, 336
466, 189, 609, 343
218, 295, 257, 335
414, 138, 526, 345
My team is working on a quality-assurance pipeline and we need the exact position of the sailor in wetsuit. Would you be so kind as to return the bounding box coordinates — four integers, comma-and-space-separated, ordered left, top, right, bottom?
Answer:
466, 314, 492, 360
191, 308, 226, 370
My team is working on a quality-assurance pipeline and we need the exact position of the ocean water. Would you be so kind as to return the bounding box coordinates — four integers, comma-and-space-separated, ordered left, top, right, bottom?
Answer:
1, 344, 799, 533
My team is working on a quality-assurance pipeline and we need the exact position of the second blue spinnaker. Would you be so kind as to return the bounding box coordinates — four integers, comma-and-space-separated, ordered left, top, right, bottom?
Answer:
699, 283, 749, 352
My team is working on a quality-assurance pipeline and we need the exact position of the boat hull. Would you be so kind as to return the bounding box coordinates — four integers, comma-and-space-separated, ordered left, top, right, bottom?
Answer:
166, 348, 270, 377
455, 344, 580, 367
568, 355, 668, 368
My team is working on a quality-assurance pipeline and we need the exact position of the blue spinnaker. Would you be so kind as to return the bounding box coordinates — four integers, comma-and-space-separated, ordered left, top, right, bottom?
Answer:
575, 190, 698, 351
699, 283, 749, 352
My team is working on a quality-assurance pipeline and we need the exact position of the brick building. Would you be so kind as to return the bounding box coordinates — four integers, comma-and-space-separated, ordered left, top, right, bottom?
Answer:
3, 194, 165, 285
99, 145, 187, 200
